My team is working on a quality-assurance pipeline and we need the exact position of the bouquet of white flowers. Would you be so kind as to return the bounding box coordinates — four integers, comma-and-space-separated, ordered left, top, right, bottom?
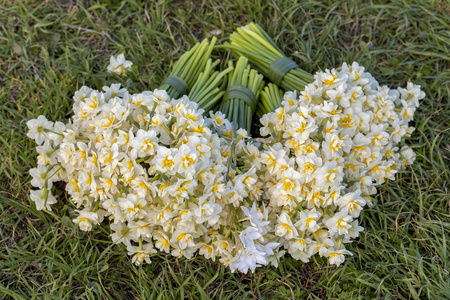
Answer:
27, 84, 279, 266
26, 23, 424, 274
246, 61, 424, 268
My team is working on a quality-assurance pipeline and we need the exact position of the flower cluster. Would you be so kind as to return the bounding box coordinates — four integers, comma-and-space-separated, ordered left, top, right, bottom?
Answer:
26, 85, 279, 268
254, 62, 424, 266
27, 60, 423, 273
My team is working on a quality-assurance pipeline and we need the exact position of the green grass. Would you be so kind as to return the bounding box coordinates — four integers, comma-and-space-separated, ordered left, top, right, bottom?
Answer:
0, 0, 449, 299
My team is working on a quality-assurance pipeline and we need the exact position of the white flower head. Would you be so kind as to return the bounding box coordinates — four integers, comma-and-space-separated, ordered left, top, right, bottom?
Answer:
73, 210, 100, 231
295, 208, 322, 233
27, 115, 53, 145
275, 212, 298, 239
30, 189, 57, 211
107, 54, 133, 75
241, 203, 270, 228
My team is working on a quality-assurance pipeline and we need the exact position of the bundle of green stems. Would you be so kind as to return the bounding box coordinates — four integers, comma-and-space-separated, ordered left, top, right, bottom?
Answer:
188, 59, 234, 112
225, 23, 315, 115
256, 83, 284, 119
159, 37, 217, 99
217, 57, 264, 133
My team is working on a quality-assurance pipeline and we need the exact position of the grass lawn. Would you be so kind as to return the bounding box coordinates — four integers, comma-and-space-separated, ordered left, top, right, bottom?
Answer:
1, 0, 449, 299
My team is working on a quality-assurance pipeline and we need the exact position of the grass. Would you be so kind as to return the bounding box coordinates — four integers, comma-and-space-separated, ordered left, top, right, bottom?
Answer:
0, 0, 449, 299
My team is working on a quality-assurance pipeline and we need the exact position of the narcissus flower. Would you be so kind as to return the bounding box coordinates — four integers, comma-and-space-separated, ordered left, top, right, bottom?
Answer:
107, 54, 133, 75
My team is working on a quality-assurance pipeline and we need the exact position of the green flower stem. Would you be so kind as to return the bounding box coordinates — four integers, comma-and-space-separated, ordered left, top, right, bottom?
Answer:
42, 164, 56, 178
336, 237, 343, 250
155, 195, 165, 207
146, 102, 158, 131
91, 199, 100, 212
160, 123, 175, 140
312, 232, 321, 243
47, 165, 62, 180
136, 155, 152, 163
43, 128, 64, 138
224, 228, 232, 240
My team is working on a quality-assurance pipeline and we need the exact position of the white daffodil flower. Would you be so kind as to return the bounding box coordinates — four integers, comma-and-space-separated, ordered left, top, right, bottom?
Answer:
27, 115, 53, 145
107, 54, 133, 75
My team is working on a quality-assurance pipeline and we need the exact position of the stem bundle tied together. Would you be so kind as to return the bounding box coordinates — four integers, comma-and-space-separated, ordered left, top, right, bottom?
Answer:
218, 57, 264, 133
225, 23, 315, 116
160, 37, 217, 99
